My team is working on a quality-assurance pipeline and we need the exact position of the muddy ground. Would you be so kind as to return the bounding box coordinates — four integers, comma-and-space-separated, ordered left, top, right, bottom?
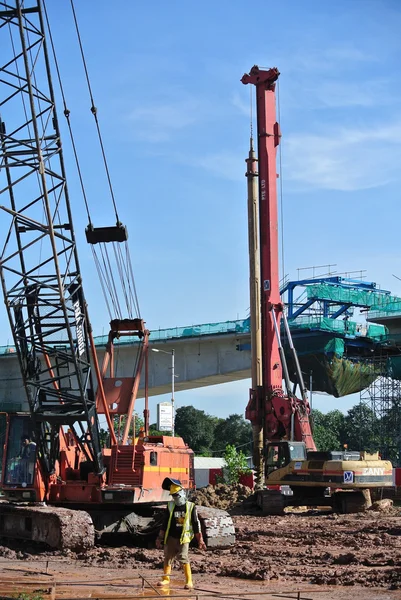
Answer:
0, 504, 401, 599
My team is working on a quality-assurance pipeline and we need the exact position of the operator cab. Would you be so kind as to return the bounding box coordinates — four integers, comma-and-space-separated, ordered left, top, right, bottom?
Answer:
2, 414, 37, 488
265, 441, 306, 475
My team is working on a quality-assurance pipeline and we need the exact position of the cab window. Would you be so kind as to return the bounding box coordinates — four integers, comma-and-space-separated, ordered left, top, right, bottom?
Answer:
4, 416, 37, 487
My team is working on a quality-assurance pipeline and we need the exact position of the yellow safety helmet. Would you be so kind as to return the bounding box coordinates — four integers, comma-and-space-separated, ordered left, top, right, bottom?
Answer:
170, 483, 182, 495
162, 477, 183, 493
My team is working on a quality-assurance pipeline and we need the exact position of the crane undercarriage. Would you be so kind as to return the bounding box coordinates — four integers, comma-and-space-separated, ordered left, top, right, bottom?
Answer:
0, 501, 235, 551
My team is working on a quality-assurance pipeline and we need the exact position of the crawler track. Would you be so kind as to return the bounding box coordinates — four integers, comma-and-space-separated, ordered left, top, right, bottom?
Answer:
0, 502, 235, 550
197, 506, 236, 548
0, 503, 94, 551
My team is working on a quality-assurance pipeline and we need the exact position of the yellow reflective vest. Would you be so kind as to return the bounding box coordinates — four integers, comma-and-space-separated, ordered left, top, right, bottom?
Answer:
164, 501, 195, 545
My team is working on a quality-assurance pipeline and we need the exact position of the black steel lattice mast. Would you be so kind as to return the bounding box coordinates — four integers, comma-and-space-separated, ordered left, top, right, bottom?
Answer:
360, 356, 401, 467
0, 0, 103, 475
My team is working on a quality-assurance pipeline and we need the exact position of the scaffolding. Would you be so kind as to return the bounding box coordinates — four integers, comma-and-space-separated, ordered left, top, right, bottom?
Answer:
360, 355, 401, 466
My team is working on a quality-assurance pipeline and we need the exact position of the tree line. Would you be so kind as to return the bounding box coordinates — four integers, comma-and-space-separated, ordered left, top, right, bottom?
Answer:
312, 404, 399, 464
174, 406, 252, 456
173, 404, 394, 460
101, 403, 397, 464
99, 407, 252, 457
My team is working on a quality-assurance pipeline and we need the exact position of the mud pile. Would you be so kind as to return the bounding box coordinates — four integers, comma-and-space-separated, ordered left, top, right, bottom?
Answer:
370, 498, 394, 512
191, 483, 252, 510
1, 506, 401, 591
226, 510, 401, 589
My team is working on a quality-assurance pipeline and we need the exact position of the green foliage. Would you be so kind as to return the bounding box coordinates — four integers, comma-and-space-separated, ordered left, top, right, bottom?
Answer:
212, 414, 252, 456
99, 427, 110, 448
312, 424, 340, 452
169, 403, 388, 463
380, 404, 401, 465
312, 409, 346, 451
343, 404, 379, 452
98, 412, 144, 447
16, 593, 45, 600
222, 444, 251, 485
174, 407, 252, 456
174, 406, 217, 453
149, 422, 172, 436
312, 405, 383, 454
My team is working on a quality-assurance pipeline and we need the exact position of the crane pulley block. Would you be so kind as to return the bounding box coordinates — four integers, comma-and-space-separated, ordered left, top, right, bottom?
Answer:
85, 223, 128, 244
109, 318, 147, 337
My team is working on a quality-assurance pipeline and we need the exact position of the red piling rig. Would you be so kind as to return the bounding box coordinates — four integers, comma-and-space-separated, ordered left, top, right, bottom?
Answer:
242, 66, 315, 455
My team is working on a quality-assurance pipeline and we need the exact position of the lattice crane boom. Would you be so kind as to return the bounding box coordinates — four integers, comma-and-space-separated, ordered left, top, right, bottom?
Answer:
0, 0, 103, 476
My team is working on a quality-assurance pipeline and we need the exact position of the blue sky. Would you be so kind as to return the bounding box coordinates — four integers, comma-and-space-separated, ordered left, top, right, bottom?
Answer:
1, 0, 401, 421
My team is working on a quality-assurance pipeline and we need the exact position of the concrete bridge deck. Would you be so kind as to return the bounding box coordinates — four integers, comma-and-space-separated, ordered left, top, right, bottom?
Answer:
1, 309, 399, 412
0, 319, 252, 412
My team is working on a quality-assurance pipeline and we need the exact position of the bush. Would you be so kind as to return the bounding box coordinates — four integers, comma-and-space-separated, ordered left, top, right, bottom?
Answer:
223, 444, 252, 485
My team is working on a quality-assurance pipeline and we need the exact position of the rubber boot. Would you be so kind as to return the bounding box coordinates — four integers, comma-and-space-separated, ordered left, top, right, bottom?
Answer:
157, 564, 172, 587
183, 563, 193, 589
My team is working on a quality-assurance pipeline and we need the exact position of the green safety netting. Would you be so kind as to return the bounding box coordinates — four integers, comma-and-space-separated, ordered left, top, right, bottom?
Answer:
0, 318, 252, 355
388, 356, 401, 380
368, 323, 390, 337
287, 316, 387, 340
283, 330, 376, 397
0, 313, 397, 398
326, 356, 380, 397
285, 351, 380, 398
285, 315, 390, 396
0, 313, 385, 356
92, 318, 252, 347
306, 283, 401, 314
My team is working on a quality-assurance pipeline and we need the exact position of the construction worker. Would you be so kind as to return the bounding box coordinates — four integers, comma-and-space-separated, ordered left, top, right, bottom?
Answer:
132, 427, 146, 446
156, 477, 206, 589
18, 434, 37, 485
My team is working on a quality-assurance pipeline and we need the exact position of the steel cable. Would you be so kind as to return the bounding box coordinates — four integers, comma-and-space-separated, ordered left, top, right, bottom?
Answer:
98, 243, 121, 319
113, 242, 132, 319
126, 242, 141, 318
69, 0, 120, 225
42, 0, 142, 323
91, 247, 113, 321
43, 0, 92, 226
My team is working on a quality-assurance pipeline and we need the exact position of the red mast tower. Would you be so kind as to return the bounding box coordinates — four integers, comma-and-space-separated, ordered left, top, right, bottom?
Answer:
242, 66, 315, 486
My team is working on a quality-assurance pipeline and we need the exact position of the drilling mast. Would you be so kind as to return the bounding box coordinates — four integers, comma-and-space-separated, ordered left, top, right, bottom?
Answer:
245, 138, 263, 489
242, 66, 315, 487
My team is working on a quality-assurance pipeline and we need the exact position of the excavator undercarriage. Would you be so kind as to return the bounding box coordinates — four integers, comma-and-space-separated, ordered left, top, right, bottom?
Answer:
254, 441, 393, 515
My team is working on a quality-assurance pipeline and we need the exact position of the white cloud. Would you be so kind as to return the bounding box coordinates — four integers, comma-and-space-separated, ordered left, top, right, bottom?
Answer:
231, 91, 250, 115
285, 121, 401, 191
310, 79, 396, 108
324, 46, 377, 64
276, 44, 397, 110
188, 151, 244, 182
282, 43, 377, 76
128, 98, 203, 142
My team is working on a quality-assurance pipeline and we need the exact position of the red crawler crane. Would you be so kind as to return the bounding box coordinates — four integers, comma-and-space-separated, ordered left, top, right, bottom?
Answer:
0, 0, 235, 551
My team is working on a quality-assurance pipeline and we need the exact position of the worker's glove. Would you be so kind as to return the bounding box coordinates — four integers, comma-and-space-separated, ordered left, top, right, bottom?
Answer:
156, 536, 163, 549
198, 539, 207, 551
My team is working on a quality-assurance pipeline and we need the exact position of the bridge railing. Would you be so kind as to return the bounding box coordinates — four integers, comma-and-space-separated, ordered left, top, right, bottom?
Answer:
92, 318, 252, 348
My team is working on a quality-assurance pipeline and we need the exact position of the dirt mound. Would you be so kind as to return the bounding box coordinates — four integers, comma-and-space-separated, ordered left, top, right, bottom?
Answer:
369, 499, 394, 512
1, 506, 401, 593
191, 483, 252, 510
